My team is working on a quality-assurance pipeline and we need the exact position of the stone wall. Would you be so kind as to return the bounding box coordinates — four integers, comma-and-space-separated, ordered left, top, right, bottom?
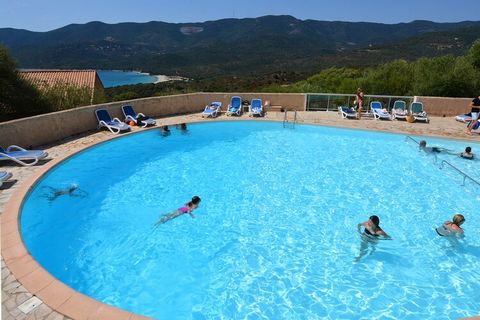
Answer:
417, 96, 472, 117
0, 93, 305, 148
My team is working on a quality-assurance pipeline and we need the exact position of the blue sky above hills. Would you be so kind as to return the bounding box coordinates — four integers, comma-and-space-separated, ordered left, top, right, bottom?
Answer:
1, 0, 479, 32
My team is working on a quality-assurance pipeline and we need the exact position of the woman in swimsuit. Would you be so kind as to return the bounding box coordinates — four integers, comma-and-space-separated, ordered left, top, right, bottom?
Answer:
436, 213, 465, 237
155, 196, 201, 225
357, 215, 389, 238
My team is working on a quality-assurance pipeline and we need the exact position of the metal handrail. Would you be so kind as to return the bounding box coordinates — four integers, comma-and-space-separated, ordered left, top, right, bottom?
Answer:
405, 136, 419, 144
439, 160, 480, 186
283, 110, 288, 128
293, 111, 297, 128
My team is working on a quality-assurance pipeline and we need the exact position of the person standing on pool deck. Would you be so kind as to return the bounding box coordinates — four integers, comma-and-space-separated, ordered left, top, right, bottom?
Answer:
466, 95, 480, 135
155, 196, 201, 225
355, 88, 364, 120
357, 215, 389, 238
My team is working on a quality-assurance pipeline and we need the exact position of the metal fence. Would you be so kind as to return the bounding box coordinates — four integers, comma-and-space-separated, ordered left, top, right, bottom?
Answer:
306, 93, 415, 112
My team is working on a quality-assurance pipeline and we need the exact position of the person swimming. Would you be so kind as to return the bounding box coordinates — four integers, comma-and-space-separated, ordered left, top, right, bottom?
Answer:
42, 183, 83, 202
155, 196, 201, 225
357, 215, 389, 239
418, 140, 449, 153
436, 213, 465, 237
460, 146, 474, 160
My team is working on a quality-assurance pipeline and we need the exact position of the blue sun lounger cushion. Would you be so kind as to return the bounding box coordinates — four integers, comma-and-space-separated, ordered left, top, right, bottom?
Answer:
122, 105, 156, 127
95, 108, 131, 134
0, 146, 48, 166
226, 96, 242, 116
249, 98, 264, 117
202, 102, 222, 118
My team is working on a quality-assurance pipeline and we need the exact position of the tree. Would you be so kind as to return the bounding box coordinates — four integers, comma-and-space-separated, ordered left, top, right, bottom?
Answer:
0, 45, 51, 121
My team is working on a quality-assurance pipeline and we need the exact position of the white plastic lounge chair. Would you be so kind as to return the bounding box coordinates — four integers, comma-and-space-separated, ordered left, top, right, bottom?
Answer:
410, 102, 429, 123
122, 105, 156, 127
370, 101, 392, 120
248, 99, 264, 117
0, 171, 13, 187
226, 96, 242, 116
455, 113, 472, 123
338, 106, 357, 119
0, 146, 48, 166
95, 108, 131, 134
202, 102, 222, 118
392, 100, 408, 121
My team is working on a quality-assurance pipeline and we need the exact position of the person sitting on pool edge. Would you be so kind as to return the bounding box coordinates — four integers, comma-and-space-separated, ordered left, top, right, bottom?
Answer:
155, 196, 201, 225
357, 215, 389, 239
460, 146, 474, 160
435, 213, 465, 237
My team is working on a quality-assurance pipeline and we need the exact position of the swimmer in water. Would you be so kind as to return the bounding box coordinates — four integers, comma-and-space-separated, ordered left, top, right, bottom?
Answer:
460, 146, 474, 160
155, 196, 201, 225
43, 183, 82, 202
436, 213, 465, 237
419, 140, 453, 154
357, 215, 390, 239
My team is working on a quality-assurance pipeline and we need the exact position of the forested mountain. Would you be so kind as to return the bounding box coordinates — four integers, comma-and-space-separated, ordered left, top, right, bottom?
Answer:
1, 16, 479, 77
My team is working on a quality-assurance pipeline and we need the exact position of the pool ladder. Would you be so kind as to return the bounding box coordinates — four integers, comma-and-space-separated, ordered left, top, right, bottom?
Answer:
283, 110, 298, 128
439, 160, 480, 187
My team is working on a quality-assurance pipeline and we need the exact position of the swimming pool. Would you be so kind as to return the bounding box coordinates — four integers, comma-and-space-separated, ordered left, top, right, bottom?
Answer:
21, 121, 480, 319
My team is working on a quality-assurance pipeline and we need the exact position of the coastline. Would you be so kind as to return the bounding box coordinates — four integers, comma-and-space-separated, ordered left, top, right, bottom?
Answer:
153, 74, 188, 83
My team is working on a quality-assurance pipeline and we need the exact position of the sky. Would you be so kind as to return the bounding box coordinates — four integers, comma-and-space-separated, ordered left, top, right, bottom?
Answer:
1, 0, 479, 32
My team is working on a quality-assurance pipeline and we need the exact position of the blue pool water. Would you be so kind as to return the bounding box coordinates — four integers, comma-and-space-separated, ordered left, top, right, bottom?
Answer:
97, 70, 158, 88
21, 122, 480, 319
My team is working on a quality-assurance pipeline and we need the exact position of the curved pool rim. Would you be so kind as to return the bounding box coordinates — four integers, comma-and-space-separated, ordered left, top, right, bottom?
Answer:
2, 119, 479, 320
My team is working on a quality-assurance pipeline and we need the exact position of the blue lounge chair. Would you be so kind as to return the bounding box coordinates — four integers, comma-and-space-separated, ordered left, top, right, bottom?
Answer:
410, 102, 429, 123
392, 100, 408, 121
0, 171, 13, 187
455, 113, 472, 123
122, 105, 156, 127
338, 106, 357, 119
226, 96, 242, 116
202, 102, 222, 118
0, 146, 48, 166
248, 99, 264, 117
467, 120, 480, 131
370, 101, 392, 120
95, 108, 131, 134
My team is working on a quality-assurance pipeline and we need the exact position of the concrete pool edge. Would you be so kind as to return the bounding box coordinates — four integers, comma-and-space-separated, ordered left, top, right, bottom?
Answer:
1, 114, 479, 319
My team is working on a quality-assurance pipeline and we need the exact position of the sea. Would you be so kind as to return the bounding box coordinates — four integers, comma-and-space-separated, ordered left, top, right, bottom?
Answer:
97, 70, 161, 88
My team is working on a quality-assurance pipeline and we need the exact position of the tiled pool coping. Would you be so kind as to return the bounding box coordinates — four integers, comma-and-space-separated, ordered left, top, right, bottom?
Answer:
1, 112, 479, 319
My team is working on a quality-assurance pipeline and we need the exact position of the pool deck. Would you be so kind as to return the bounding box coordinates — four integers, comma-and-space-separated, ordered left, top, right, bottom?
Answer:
1, 111, 479, 320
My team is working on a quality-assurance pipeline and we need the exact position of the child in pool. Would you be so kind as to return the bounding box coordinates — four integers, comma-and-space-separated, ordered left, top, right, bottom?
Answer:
436, 213, 465, 237
155, 196, 201, 225
460, 146, 474, 160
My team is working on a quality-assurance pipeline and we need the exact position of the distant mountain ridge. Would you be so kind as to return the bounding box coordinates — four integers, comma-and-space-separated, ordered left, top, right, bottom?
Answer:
1, 15, 479, 77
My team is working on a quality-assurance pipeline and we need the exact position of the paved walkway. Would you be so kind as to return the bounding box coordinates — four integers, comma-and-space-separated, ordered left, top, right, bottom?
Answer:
1, 111, 478, 319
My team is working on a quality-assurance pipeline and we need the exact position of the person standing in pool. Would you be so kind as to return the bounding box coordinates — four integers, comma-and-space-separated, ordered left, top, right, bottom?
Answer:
357, 215, 389, 238
460, 146, 474, 160
155, 196, 201, 225
435, 213, 465, 237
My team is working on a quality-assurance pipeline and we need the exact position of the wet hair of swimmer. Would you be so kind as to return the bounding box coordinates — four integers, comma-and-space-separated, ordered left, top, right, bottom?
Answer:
419, 140, 427, 148
465, 146, 472, 153
453, 214, 465, 226
189, 196, 201, 206
369, 215, 380, 227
